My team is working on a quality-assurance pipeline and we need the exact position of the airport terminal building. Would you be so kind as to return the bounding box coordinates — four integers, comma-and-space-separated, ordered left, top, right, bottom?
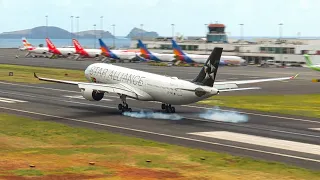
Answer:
130, 23, 320, 64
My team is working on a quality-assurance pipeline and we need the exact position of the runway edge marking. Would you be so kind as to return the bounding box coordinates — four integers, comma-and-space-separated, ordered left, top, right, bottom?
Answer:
0, 106, 319, 163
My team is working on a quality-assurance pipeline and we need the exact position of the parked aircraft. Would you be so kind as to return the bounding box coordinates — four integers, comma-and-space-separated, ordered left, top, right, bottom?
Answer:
99, 39, 138, 62
172, 39, 246, 65
137, 40, 175, 62
304, 54, 320, 82
46, 38, 75, 57
21, 38, 50, 57
34, 47, 297, 113
72, 39, 101, 59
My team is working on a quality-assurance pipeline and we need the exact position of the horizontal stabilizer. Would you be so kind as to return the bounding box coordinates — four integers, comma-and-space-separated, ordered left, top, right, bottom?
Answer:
219, 87, 261, 92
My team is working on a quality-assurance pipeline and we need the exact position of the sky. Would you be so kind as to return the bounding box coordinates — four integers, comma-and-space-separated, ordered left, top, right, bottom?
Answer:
0, 0, 319, 37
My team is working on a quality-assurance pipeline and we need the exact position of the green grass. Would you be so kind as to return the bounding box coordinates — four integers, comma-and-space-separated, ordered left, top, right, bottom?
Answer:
12, 169, 44, 176
0, 64, 86, 83
199, 94, 320, 118
0, 113, 320, 179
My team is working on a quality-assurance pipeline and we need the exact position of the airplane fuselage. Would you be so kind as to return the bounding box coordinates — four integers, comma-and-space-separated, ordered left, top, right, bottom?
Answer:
84, 63, 219, 105
186, 54, 245, 65
28, 47, 49, 54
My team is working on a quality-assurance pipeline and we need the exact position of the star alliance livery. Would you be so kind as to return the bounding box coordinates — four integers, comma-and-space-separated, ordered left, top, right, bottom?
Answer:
34, 47, 297, 113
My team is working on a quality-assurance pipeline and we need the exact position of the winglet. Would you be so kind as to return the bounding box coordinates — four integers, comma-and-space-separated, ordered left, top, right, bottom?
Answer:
34, 73, 39, 79
290, 73, 299, 79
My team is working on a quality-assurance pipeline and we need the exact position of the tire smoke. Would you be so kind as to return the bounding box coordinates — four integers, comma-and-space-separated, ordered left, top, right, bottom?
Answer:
198, 107, 248, 123
123, 110, 183, 120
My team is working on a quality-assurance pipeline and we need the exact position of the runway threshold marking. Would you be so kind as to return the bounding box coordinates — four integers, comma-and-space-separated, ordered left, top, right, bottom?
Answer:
1, 81, 319, 124
0, 97, 27, 103
0, 106, 319, 163
188, 131, 320, 156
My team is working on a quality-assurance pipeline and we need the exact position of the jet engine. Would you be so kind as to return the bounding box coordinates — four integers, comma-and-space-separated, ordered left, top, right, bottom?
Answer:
81, 89, 104, 101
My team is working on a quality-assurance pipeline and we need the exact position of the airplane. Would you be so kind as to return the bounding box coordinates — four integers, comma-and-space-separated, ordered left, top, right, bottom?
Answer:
304, 54, 320, 82
172, 39, 246, 65
304, 54, 320, 71
46, 38, 76, 57
137, 40, 176, 62
99, 39, 139, 62
34, 47, 298, 113
21, 38, 50, 57
72, 39, 102, 59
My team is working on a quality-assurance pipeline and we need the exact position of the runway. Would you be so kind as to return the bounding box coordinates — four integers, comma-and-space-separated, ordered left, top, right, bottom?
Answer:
1, 49, 320, 170
0, 81, 319, 170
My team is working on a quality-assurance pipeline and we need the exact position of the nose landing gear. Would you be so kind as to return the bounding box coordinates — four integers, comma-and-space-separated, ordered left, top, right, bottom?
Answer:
161, 103, 175, 113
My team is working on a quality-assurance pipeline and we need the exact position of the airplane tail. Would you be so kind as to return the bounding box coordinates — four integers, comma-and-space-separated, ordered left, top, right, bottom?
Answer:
304, 54, 313, 67
72, 39, 83, 52
46, 38, 56, 51
171, 39, 186, 56
22, 38, 34, 49
192, 47, 223, 87
99, 39, 112, 54
137, 40, 152, 55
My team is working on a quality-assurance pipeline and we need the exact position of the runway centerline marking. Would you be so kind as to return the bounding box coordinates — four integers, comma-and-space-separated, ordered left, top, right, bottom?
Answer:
189, 131, 320, 156
0, 106, 319, 163
1, 82, 319, 124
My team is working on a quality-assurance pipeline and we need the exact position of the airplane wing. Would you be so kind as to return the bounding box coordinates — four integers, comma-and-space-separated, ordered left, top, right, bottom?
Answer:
34, 73, 143, 98
214, 74, 299, 92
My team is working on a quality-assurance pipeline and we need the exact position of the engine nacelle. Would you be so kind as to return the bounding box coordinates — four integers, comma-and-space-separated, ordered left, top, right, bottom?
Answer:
81, 89, 104, 101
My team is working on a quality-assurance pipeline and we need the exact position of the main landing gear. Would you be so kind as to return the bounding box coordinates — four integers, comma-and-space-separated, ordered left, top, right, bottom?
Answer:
118, 95, 132, 112
161, 103, 176, 113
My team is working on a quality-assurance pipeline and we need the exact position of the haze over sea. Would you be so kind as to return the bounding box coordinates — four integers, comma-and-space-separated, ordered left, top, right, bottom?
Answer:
0, 37, 131, 49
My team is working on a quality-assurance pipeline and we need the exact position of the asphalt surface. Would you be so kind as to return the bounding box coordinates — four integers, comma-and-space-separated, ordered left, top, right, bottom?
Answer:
0, 48, 320, 170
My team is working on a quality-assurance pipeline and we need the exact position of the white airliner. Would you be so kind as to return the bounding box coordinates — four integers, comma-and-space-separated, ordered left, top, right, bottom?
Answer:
72, 39, 101, 59
21, 38, 50, 57
34, 47, 297, 113
172, 40, 246, 65
46, 38, 75, 57
99, 39, 139, 62
137, 40, 175, 62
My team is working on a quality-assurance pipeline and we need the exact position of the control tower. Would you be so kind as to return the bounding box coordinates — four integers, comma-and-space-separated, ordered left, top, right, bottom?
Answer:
206, 23, 228, 43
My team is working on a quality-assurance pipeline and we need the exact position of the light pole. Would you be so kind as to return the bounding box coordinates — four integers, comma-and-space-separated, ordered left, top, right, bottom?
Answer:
100, 16, 104, 38
140, 24, 144, 40
112, 24, 115, 48
76, 16, 79, 39
204, 23, 208, 53
93, 24, 96, 48
171, 24, 175, 40
45, 15, 48, 38
278, 23, 283, 63
239, 23, 244, 54
70, 16, 74, 45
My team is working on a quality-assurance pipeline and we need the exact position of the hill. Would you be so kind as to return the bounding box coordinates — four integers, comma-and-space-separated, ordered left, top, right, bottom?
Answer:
126, 27, 159, 39
0, 26, 114, 39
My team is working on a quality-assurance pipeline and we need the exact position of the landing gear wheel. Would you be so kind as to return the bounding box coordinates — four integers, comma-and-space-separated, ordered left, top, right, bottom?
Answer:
119, 95, 132, 113
118, 104, 123, 110
161, 103, 166, 110
171, 107, 175, 113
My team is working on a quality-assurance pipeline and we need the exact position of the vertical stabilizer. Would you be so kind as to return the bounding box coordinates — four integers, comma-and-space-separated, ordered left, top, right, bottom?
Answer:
192, 47, 223, 87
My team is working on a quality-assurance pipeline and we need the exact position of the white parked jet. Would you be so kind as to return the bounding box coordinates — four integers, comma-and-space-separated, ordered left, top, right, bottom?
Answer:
46, 38, 76, 57
172, 40, 246, 65
72, 39, 101, 59
21, 38, 50, 57
34, 47, 297, 113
